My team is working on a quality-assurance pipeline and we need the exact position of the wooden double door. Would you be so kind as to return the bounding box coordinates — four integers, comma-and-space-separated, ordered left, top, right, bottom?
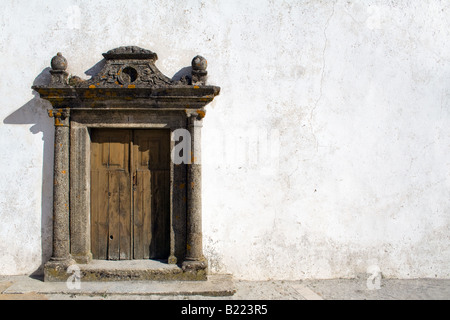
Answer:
90, 129, 170, 260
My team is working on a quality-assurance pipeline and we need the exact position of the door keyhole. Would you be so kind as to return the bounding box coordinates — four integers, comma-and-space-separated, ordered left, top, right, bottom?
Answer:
133, 172, 137, 191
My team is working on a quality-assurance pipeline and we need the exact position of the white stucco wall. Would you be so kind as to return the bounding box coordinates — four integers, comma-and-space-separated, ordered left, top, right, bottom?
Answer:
0, 0, 449, 279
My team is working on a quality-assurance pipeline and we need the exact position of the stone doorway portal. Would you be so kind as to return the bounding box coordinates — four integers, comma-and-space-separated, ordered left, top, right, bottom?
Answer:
32, 46, 220, 281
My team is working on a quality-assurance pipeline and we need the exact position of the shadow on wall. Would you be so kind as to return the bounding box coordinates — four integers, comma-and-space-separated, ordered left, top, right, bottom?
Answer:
2, 68, 54, 276
85, 59, 106, 78
172, 66, 192, 82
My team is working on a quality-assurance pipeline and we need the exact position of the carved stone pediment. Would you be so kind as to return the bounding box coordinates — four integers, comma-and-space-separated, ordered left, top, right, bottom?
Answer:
79, 46, 174, 88
33, 46, 219, 108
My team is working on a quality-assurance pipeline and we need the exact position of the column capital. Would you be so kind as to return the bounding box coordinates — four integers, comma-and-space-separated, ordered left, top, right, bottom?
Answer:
186, 109, 206, 125
48, 108, 70, 127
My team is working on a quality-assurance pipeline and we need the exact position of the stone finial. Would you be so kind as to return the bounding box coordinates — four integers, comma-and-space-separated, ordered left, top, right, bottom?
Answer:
192, 55, 207, 71
191, 55, 208, 85
51, 52, 68, 71
50, 52, 69, 86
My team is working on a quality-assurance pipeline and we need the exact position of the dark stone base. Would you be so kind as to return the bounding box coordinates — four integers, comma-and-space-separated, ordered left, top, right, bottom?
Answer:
44, 258, 77, 282
44, 259, 208, 282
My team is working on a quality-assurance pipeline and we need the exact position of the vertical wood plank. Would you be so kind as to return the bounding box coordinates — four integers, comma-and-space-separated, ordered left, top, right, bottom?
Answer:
133, 169, 143, 259
150, 172, 158, 258
133, 131, 143, 259
134, 130, 171, 260
150, 171, 170, 258
108, 171, 120, 260
97, 170, 109, 260
158, 131, 170, 259
90, 131, 111, 261
90, 169, 99, 259
142, 170, 152, 259
90, 132, 100, 260
119, 170, 131, 260
133, 165, 152, 258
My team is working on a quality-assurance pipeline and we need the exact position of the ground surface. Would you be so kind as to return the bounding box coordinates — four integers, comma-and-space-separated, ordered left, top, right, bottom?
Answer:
0, 275, 449, 300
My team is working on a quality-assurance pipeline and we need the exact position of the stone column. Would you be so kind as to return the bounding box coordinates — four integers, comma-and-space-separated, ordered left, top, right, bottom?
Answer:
70, 124, 92, 264
168, 128, 177, 265
182, 110, 207, 278
44, 108, 75, 280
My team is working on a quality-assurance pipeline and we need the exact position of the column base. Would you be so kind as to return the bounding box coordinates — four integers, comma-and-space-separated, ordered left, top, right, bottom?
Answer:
181, 258, 208, 281
44, 257, 77, 282
71, 252, 93, 265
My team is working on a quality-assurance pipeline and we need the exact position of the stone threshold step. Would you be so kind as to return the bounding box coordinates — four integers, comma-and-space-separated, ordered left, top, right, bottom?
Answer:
45, 259, 209, 282
4, 274, 235, 297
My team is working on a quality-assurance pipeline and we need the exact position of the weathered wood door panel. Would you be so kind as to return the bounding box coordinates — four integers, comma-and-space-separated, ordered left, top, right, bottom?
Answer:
90, 129, 132, 260
90, 129, 170, 260
133, 130, 170, 259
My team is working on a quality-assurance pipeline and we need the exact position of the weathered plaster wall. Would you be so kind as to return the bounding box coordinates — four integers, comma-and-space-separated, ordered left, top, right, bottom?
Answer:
1, 0, 449, 279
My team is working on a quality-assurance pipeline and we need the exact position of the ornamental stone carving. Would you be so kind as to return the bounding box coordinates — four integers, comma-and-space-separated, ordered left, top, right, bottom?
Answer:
70, 46, 183, 88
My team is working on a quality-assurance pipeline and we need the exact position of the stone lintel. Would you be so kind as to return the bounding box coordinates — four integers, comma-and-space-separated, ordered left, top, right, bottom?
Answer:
33, 86, 220, 109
